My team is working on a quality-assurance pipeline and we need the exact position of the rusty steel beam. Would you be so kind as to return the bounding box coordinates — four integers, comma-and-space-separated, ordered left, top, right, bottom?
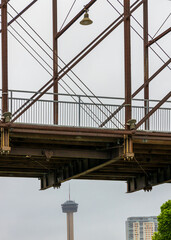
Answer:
143, 0, 149, 130
12, 78, 53, 117
10, 147, 110, 160
124, 0, 132, 128
11, 0, 143, 121
57, 14, 125, 75
135, 91, 171, 130
127, 165, 171, 193
1, 0, 8, 114
147, 27, 171, 47
61, 155, 122, 183
53, 0, 58, 124
55, 0, 97, 39
132, 58, 171, 98
99, 57, 171, 127
11, 0, 144, 123
0, 0, 10, 8
0, 0, 38, 33
40, 147, 123, 190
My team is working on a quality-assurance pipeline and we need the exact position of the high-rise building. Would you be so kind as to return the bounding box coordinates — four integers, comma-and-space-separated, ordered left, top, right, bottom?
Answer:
126, 216, 158, 240
61, 198, 78, 240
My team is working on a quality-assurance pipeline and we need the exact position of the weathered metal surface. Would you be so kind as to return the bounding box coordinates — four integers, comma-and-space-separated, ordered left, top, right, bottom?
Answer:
124, 0, 132, 128
147, 27, 171, 47
0, 0, 170, 193
1, 0, 8, 114
143, 0, 149, 130
0, 123, 170, 192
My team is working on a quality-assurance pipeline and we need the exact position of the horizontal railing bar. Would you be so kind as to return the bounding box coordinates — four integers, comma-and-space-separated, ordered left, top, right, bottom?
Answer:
0, 89, 171, 104
2, 97, 170, 111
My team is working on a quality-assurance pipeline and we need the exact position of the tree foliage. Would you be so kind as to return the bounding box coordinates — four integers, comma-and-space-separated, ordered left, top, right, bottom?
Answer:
152, 200, 171, 240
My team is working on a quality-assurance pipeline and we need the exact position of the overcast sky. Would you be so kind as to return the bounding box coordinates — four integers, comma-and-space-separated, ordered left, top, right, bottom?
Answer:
0, 0, 171, 240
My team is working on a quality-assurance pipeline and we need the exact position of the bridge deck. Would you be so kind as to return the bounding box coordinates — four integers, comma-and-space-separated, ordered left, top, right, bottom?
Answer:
0, 123, 170, 193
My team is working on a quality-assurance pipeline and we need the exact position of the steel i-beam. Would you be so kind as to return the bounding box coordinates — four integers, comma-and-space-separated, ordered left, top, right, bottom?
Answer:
124, 0, 132, 128
53, 0, 58, 124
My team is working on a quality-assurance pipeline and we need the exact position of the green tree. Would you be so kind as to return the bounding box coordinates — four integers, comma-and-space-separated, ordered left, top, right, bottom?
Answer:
152, 200, 171, 240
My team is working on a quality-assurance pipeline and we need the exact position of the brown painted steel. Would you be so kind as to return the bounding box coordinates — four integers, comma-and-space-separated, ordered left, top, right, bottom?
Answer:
0, 122, 170, 192
124, 0, 131, 128
0, 0, 38, 33
57, 1, 143, 77
148, 27, 171, 46
12, 78, 53, 117
53, 0, 58, 124
132, 58, 171, 98
1, 0, 8, 113
100, 58, 171, 127
135, 91, 171, 129
11, 0, 144, 123
143, 0, 149, 130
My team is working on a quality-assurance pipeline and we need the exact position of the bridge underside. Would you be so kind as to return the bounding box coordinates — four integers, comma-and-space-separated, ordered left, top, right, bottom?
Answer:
0, 123, 170, 193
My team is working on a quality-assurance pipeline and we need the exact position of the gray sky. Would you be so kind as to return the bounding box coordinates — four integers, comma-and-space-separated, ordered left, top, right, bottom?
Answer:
0, 0, 171, 239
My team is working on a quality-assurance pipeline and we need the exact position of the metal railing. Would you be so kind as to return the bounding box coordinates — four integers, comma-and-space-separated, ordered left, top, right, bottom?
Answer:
0, 89, 171, 132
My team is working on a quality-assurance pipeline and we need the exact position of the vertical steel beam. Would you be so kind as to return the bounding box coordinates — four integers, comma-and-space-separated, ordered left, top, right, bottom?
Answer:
1, 0, 8, 114
53, 0, 58, 124
143, 0, 149, 130
124, 0, 131, 129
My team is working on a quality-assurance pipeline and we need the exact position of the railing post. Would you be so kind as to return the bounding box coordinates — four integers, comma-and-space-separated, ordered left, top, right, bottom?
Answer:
145, 99, 149, 130
78, 96, 81, 127
10, 90, 13, 114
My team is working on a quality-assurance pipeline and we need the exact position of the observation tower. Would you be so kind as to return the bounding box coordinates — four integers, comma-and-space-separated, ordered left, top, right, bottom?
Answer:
61, 197, 78, 240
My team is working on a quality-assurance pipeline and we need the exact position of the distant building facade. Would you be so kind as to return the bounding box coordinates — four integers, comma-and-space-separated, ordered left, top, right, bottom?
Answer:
126, 216, 158, 240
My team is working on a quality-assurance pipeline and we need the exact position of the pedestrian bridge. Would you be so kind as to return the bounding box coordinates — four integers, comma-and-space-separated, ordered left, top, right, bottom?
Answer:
0, 89, 170, 193
4, 89, 171, 131
0, 0, 170, 193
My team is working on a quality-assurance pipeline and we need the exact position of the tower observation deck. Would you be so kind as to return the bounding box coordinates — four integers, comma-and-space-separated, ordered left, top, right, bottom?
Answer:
62, 200, 78, 213
62, 200, 78, 240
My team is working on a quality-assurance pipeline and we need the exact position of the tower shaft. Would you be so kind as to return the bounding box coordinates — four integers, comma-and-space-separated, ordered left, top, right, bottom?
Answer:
67, 212, 74, 240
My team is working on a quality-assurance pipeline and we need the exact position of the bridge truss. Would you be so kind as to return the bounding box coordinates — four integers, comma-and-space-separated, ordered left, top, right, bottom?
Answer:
0, 0, 171, 192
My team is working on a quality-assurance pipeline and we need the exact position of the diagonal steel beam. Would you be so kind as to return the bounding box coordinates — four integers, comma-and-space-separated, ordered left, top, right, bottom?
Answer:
61, 156, 122, 183
0, 0, 38, 33
11, 0, 144, 123
11, 0, 143, 120
147, 27, 171, 47
40, 147, 123, 190
135, 91, 171, 130
99, 58, 171, 127
132, 58, 171, 98
56, 0, 143, 75
55, 0, 97, 39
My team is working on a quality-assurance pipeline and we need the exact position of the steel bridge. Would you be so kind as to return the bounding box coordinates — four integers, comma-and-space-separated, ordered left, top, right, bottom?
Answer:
0, 0, 171, 193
